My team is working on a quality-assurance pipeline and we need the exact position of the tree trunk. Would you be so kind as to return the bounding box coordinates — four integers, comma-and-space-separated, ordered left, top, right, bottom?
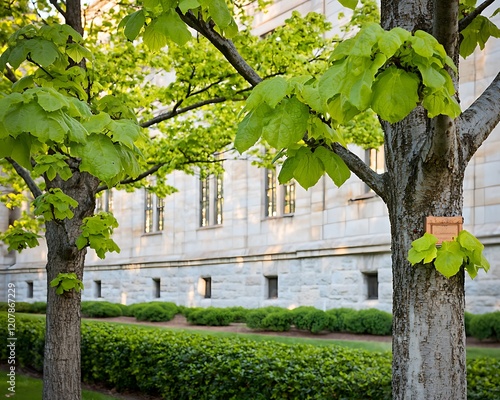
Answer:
42, 171, 99, 400
383, 104, 467, 399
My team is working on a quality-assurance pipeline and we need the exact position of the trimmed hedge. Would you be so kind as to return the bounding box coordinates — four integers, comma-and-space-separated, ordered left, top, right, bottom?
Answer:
135, 302, 178, 322
1, 313, 500, 400
186, 307, 233, 326
469, 312, 500, 341
81, 301, 122, 318
0, 301, 46, 314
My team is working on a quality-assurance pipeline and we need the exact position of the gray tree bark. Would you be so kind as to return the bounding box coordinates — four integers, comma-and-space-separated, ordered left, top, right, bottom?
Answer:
42, 171, 99, 400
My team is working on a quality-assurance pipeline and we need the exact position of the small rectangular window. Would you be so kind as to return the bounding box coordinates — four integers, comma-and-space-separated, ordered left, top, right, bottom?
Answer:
267, 276, 278, 299
283, 181, 296, 214
215, 174, 223, 225
203, 277, 212, 299
365, 273, 379, 300
153, 278, 161, 298
156, 198, 164, 231
94, 280, 102, 298
27, 281, 34, 299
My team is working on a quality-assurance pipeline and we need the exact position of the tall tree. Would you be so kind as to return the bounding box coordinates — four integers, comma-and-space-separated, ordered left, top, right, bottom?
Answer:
0, 1, 344, 399
121, 0, 500, 399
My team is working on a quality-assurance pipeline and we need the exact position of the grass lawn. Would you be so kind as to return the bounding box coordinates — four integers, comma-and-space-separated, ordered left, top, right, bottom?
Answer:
0, 372, 118, 400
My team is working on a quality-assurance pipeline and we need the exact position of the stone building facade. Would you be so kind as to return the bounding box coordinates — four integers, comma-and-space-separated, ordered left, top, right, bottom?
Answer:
1, 1, 499, 314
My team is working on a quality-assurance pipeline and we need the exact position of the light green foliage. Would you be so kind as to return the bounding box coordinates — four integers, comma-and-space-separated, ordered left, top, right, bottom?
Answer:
459, 0, 500, 58
120, 0, 237, 47
49, 273, 84, 295
408, 230, 490, 279
76, 212, 120, 259
0, 219, 40, 252
33, 188, 79, 221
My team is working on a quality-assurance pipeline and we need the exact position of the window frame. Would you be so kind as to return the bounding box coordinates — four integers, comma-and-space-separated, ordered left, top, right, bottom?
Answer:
266, 275, 278, 299
364, 272, 379, 300
144, 189, 165, 234
153, 278, 161, 299
264, 168, 296, 218
203, 277, 212, 299
93, 280, 102, 299
199, 172, 224, 227
26, 281, 34, 299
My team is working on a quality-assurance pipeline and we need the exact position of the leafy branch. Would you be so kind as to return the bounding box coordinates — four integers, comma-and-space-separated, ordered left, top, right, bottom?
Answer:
407, 230, 490, 279
459, 0, 497, 32
50, 273, 84, 295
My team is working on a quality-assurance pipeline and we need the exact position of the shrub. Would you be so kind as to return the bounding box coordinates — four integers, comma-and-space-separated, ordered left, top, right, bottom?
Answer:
29, 302, 47, 314
81, 301, 122, 318
0, 301, 46, 314
3, 313, 498, 400
291, 306, 318, 330
136, 303, 177, 322
227, 306, 249, 323
464, 311, 474, 337
470, 311, 500, 341
260, 310, 293, 332
246, 306, 284, 330
357, 309, 392, 336
292, 307, 329, 333
326, 308, 357, 332
186, 307, 233, 326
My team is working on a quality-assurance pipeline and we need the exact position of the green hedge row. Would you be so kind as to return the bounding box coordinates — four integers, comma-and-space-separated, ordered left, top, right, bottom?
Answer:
1, 313, 499, 400
3, 300, 499, 340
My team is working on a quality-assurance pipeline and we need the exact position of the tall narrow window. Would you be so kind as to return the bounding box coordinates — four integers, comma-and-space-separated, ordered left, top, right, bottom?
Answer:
144, 191, 154, 233
94, 280, 102, 298
27, 281, 34, 299
265, 169, 295, 217
283, 181, 296, 215
215, 174, 223, 225
144, 190, 165, 233
156, 197, 164, 231
199, 173, 223, 227
96, 189, 113, 213
365, 147, 385, 193
267, 276, 278, 299
265, 169, 277, 217
203, 277, 212, 299
153, 278, 161, 298
200, 176, 210, 227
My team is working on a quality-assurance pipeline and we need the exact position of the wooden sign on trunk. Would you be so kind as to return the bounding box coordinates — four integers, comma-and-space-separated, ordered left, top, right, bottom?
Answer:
425, 216, 464, 245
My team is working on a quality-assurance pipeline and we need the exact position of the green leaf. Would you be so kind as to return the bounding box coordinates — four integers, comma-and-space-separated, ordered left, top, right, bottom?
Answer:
457, 230, 484, 253
71, 134, 123, 184
262, 97, 309, 149
350, 23, 384, 56
124, 10, 145, 41
202, 0, 232, 28
408, 233, 438, 265
338, 0, 358, 10
235, 103, 272, 153
300, 84, 326, 114
412, 232, 439, 252
435, 241, 465, 278
371, 66, 420, 123
292, 147, 324, 189
313, 146, 350, 187
82, 112, 112, 134
143, 20, 168, 51
422, 88, 461, 119
179, 0, 201, 13
108, 119, 141, 148
157, 10, 192, 46
25, 38, 60, 67
246, 76, 290, 110
65, 43, 93, 63
378, 27, 411, 58
61, 113, 89, 144
35, 88, 70, 112
278, 156, 300, 184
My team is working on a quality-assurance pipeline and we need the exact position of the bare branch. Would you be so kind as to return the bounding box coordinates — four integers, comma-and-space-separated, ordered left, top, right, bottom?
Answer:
459, 0, 496, 32
96, 163, 166, 192
6, 157, 43, 198
140, 97, 228, 128
3, 66, 18, 83
329, 143, 388, 201
177, 9, 262, 86
459, 70, 500, 163
49, 0, 67, 18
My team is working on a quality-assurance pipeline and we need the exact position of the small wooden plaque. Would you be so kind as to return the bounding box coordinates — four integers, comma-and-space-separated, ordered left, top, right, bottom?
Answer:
425, 216, 463, 244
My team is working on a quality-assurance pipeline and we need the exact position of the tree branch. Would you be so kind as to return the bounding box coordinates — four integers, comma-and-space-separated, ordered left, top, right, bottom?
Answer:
176, 9, 262, 87
459, 70, 500, 163
459, 0, 496, 32
140, 97, 228, 128
4, 66, 18, 83
6, 157, 43, 198
49, 0, 67, 19
329, 143, 387, 201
